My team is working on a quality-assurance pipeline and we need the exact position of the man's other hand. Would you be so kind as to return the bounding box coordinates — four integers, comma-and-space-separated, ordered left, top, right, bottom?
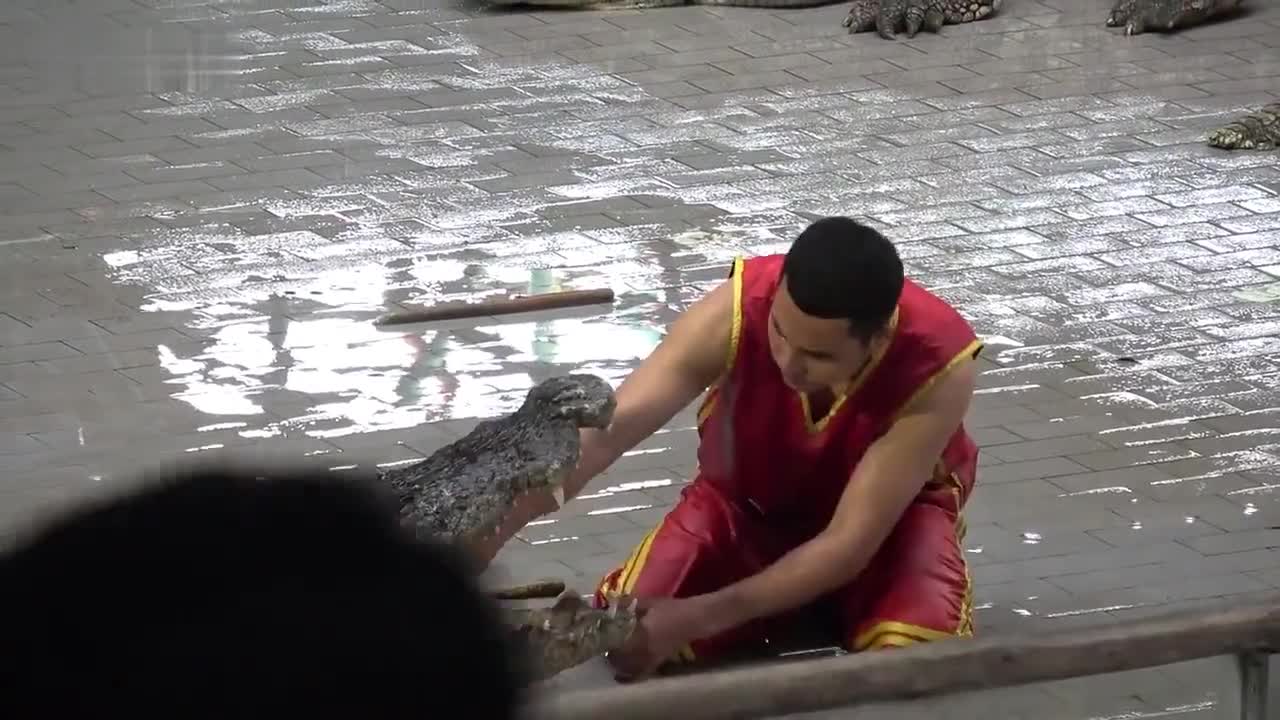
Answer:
606, 596, 715, 682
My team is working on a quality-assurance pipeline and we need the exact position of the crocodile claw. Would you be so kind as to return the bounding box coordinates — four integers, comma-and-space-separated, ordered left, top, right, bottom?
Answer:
844, 0, 998, 38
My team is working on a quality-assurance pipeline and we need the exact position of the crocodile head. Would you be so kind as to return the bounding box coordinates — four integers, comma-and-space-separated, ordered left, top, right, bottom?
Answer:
384, 373, 618, 548
505, 591, 639, 682
504, 373, 617, 508
518, 373, 617, 430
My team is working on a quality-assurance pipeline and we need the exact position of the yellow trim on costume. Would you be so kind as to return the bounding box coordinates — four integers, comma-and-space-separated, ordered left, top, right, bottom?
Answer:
605, 525, 659, 597
864, 632, 932, 649
854, 620, 957, 649
851, 481, 975, 652
893, 338, 984, 422
596, 565, 622, 598
695, 256, 746, 429
952, 486, 976, 638
800, 306, 901, 435
728, 256, 744, 375
933, 465, 972, 517
958, 568, 975, 636
695, 387, 718, 428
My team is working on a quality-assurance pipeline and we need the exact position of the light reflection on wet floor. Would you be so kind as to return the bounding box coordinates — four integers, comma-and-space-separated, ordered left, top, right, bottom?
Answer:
3, 0, 1280, 711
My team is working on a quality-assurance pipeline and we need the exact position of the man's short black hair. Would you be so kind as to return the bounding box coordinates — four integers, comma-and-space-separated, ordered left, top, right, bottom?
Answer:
0, 463, 524, 719
781, 216, 904, 342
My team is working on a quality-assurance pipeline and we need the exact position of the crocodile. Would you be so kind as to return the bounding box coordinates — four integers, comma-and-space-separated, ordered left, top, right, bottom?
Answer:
483, 0, 1004, 38
851, 0, 1244, 36
1207, 102, 1280, 151
385, 373, 615, 549
380, 373, 639, 681
1106, 0, 1245, 35
504, 591, 640, 683
483, 0, 1248, 39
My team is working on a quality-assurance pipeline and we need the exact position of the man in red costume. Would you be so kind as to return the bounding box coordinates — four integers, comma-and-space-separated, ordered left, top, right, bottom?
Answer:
482, 216, 982, 681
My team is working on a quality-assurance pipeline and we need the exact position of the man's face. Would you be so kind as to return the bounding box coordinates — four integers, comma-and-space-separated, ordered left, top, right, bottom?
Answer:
767, 279, 873, 394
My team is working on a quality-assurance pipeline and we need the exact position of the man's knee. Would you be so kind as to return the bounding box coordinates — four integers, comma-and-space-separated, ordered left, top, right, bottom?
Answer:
850, 604, 973, 652
595, 481, 751, 605
841, 502, 972, 652
594, 518, 718, 606
845, 576, 973, 651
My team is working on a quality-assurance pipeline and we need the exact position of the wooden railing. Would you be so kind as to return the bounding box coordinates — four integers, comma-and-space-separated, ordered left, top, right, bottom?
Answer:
529, 594, 1280, 720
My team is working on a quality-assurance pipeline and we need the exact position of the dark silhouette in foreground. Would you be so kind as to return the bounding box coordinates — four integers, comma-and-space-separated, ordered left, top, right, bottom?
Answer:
0, 465, 524, 719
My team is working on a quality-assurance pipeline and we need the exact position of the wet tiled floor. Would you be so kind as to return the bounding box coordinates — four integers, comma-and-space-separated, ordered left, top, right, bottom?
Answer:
3, 0, 1280, 715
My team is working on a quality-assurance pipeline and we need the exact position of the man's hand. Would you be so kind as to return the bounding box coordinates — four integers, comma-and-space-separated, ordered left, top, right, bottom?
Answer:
605, 596, 716, 682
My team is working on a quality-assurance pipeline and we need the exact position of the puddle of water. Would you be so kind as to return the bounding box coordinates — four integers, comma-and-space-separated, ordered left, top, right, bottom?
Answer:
1233, 282, 1280, 304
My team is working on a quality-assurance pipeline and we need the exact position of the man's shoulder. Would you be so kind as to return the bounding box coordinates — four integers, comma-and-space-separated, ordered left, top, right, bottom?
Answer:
735, 253, 785, 278
887, 279, 981, 381
657, 269, 737, 383
899, 277, 973, 329
733, 255, 787, 307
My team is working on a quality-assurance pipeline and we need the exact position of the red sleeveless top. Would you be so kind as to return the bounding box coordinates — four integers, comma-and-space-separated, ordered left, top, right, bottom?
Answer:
694, 254, 982, 540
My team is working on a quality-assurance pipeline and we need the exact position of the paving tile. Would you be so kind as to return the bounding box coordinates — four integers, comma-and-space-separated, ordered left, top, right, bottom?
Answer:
986, 435, 1114, 463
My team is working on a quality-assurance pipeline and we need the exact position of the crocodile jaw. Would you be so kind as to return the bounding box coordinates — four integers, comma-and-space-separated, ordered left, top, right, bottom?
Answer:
507, 592, 640, 682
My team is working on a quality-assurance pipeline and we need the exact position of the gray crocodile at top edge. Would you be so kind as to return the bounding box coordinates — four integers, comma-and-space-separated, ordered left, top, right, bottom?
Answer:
481, 0, 1248, 43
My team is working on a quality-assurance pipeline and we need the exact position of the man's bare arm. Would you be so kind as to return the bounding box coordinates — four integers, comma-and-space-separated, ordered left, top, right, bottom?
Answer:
474, 278, 735, 565
562, 279, 735, 500
696, 357, 978, 634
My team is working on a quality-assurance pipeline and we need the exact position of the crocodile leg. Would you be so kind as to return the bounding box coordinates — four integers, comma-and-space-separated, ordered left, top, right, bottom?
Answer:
844, 0, 999, 38
1207, 102, 1280, 151
1106, 0, 1245, 35
843, 0, 880, 33
939, 0, 1001, 24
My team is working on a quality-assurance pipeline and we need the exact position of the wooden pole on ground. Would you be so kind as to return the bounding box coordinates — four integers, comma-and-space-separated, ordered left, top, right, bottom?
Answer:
488, 580, 568, 601
373, 288, 616, 327
528, 594, 1280, 720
